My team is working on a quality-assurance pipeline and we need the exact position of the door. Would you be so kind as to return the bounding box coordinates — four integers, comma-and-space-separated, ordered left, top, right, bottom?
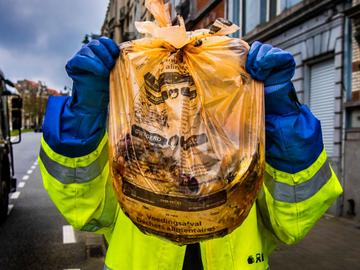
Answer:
309, 59, 335, 157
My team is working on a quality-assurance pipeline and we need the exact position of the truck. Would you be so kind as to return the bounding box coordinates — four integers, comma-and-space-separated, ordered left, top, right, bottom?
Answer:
0, 69, 22, 222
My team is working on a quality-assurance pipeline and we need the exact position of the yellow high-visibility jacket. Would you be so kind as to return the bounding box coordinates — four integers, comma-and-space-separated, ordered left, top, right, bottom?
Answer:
39, 93, 343, 270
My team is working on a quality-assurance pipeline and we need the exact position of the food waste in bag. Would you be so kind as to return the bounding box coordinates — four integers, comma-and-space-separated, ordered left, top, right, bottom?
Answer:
109, 0, 265, 244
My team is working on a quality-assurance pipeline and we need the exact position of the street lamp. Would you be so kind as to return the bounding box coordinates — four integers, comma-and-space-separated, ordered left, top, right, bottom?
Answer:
82, 34, 90, 44
82, 33, 101, 45
63, 86, 72, 96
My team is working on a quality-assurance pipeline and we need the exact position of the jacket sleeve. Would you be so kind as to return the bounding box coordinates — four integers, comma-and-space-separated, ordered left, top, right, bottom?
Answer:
256, 82, 343, 245
38, 96, 118, 237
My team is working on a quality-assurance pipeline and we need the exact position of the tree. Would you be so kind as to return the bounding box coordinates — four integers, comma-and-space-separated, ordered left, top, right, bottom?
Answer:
15, 80, 65, 130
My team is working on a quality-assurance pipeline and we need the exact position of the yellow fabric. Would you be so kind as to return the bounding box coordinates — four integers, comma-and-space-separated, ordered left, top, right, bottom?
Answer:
199, 204, 277, 270
265, 148, 328, 186
105, 203, 276, 270
40, 134, 108, 168
39, 135, 118, 237
39, 134, 343, 269
258, 150, 343, 244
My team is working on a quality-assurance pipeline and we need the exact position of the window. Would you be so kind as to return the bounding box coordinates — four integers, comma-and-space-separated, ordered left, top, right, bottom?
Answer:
236, 0, 302, 35
269, 0, 278, 20
280, 0, 301, 11
168, 0, 187, 19
242, 0, 267, 35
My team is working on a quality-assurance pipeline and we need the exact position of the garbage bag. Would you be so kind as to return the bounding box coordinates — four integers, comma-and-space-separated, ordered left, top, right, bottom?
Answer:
109, 0, 265, 245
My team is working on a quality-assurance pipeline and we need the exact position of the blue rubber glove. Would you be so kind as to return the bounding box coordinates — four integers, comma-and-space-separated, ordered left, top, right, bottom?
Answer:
65, 37, 120, 113
246, 41, 295, 89
246, 41, 323, 173
43, 37, 120, 157
246, 41, 299, 115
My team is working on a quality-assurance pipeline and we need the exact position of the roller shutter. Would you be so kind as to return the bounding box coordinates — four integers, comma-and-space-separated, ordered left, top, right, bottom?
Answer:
309, 59, 335, 157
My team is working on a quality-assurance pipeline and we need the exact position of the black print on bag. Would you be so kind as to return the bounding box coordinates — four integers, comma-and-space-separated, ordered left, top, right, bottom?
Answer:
131, 125, 208, 150
144, 72, 197, 105
122, 178, 227, 211
180, 134, 208, 150
158, 72, 194, 85
131, 125, 167, 145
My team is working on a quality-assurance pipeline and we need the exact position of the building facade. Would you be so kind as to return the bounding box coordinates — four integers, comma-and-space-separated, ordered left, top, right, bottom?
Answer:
102, 0, 152, 42
344, 0, 360, 220
102, 0, 360, 217
234, 0, 352, 216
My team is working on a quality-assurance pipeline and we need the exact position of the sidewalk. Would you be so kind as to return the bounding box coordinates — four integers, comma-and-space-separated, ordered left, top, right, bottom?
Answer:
269, 215, 360, 270
74, 231, 106, 269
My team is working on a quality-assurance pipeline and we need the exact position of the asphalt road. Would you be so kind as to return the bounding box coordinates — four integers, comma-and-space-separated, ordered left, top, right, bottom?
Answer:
0, 132, 103, 270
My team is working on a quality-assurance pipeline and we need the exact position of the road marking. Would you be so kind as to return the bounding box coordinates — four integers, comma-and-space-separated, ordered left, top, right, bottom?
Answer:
63, 225, 76, 244
10, 191, 20, 200
34, 161, 38, 165
22, 175, 29, 181
8, 204, 14, 215
27, 170, 33, 174
31, 165, 36, 170
18, 182, 26, 188
10, 137, 19, 143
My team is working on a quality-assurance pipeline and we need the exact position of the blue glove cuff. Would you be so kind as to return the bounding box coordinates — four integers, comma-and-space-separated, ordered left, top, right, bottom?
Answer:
265, 104, 324, 173
43, 96, 107, 157
69, 77, 109, 114
265, 82, 300, 115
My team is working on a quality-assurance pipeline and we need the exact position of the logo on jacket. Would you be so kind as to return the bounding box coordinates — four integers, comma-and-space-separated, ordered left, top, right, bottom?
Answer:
247, 253, 264, 264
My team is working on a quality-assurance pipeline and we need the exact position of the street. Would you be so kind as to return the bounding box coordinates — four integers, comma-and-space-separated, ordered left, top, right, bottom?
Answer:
0, 132, 104, 270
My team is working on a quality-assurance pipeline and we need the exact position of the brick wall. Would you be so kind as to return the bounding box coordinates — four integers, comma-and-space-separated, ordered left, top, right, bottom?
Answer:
352, 0, 360, 101
352, 22, 360, 99
196, 0, 211, 13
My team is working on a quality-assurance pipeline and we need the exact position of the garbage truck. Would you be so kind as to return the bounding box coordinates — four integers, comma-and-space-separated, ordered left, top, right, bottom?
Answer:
0, 68, 22, 222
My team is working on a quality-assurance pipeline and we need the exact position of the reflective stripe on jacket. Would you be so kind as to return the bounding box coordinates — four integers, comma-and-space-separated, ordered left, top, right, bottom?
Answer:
39, 132, 342, 270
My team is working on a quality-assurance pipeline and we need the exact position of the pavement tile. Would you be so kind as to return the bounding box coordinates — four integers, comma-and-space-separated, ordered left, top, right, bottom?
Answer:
269, 216, 360, 270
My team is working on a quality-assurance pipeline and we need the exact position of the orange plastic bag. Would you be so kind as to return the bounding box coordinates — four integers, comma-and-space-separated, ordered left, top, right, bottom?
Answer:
109, 0, 265, 244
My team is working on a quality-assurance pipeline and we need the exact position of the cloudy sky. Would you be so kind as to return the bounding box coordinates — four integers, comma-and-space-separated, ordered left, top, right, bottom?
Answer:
0, 0, 109, 91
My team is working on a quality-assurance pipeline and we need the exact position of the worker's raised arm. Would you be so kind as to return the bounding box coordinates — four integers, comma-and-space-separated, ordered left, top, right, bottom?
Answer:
38, 37, 120, 237
246, 42, 343, 244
